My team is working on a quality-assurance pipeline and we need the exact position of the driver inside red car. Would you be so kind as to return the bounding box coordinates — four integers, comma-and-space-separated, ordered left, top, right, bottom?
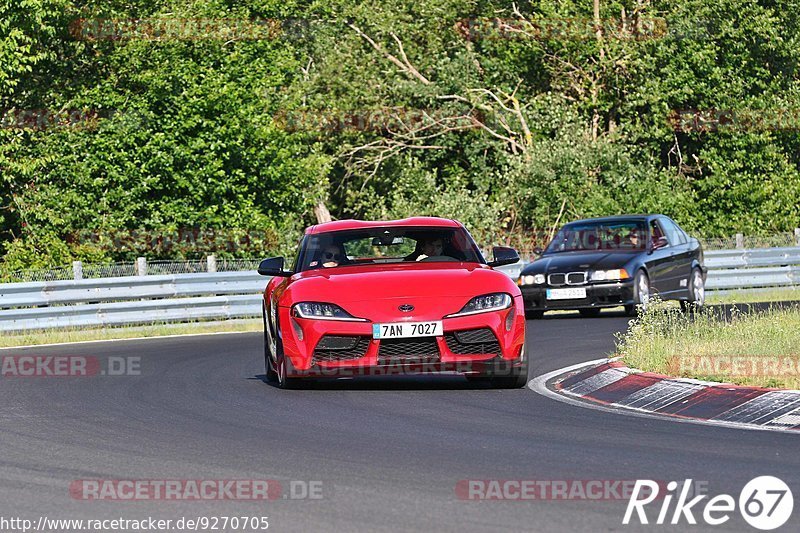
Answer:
404, 236, 446, 261
416, 237, 444, 261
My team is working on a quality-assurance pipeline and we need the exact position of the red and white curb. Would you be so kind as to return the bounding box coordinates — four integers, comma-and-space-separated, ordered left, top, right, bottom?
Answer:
529, 359, 800, 433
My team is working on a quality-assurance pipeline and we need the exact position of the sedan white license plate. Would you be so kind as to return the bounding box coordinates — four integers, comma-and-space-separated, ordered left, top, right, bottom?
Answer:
372, 321, 443, 339
546, 288, 587, 300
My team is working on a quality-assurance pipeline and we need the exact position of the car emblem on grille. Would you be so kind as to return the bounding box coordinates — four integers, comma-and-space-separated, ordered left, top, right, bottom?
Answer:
398, 304, 414, 312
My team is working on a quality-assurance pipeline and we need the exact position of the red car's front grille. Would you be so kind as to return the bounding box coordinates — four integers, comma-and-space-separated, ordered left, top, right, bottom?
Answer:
377, 337, 440, 362
444, 328, 501, 356
313, 335, 371, 362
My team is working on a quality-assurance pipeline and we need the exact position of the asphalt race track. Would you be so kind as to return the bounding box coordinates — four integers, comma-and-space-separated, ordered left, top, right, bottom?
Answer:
1, 313, 797, 532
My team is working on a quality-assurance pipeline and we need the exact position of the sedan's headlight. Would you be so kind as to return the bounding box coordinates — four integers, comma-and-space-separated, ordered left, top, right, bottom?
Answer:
590, 269, 630, 282
292, 302, 366, 321
518, 274, 546, 286
446, 293, 512, 317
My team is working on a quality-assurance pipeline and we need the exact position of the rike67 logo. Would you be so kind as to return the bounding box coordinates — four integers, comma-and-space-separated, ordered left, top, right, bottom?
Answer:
624, 476, 793, 530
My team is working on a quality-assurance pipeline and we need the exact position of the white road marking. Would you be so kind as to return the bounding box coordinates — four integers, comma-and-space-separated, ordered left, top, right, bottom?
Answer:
769, 410, 800, 426
714, 391, 800, 425
561, 367, 629, 396
614, 381, 704, 411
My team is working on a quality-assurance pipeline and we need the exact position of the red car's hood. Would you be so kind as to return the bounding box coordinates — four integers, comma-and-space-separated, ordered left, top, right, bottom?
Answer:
282, 262, 517, 304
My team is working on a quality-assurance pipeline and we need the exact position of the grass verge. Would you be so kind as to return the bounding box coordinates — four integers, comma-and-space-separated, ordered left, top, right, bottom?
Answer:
615, 300, 800, 389
0, 319, 262, 348
706, 286, 800, 305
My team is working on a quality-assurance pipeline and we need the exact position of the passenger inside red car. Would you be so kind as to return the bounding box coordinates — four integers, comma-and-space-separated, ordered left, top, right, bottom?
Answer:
320, 245, 345, 267
308, 243, 348, 269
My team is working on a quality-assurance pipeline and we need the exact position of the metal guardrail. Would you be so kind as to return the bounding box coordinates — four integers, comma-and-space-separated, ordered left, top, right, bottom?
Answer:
704, 247, 800, 269
1, 247, 798, 332
704, 247, 800, 290
0, 272, 266, 332
1, 295, 262, 331
0, 271, 265, 307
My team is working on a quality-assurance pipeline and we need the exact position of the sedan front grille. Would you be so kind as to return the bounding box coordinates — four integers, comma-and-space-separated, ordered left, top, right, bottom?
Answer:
567, 272, 587, 285
444, 328, 501, 356
548, 272, 587, 286
313, 335, 370, 362
378, 338, 440, 362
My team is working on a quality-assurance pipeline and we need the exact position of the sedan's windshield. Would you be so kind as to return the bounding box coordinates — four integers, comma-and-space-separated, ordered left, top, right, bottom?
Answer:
297, 227, 484, 271
545, 220, 647, 253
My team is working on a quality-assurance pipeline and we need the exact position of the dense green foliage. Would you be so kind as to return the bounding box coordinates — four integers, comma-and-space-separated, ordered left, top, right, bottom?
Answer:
1, 0, 799, 267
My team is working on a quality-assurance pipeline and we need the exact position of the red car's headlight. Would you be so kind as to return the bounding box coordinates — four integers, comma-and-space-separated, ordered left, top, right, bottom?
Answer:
292, 302, 367, 322
445, 293, 512, 318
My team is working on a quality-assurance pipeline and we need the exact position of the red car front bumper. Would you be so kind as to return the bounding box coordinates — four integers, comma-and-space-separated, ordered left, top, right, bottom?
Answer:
277, 296, 526, 378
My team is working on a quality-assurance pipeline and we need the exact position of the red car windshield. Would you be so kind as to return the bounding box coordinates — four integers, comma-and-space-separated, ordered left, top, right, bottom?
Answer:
297, 227, 484, 271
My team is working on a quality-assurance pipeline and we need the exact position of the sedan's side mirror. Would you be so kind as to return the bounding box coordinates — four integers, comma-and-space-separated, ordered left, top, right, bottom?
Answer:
258, 257, 291, 276
533, 247, 543, 256
488, 246, 520, 268
649, 236, 669, 253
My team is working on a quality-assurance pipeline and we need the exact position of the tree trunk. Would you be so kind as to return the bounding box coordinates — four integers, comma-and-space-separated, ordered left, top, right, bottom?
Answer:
313, 201, 332, 224
594, 0, 604, 60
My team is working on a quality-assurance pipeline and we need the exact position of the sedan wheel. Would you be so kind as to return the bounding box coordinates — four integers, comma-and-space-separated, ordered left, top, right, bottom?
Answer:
636, 271, 650, 307
691, 269, 705, 306
626, 271, 650, 316
681, 268, 705, 312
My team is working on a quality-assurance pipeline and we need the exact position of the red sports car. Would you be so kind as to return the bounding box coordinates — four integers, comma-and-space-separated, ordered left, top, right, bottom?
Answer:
257, 217, 527, 389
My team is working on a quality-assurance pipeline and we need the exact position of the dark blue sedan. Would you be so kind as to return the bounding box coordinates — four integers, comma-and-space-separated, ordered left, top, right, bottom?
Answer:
517, 215, 706, 317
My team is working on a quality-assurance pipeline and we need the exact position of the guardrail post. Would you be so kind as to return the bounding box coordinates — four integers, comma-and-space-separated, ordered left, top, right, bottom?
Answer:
735, 233, 744, 249
207, 254, 217, 273
136, 257, 147, 276
72, 261, 83, 280
795, 228, 800, 246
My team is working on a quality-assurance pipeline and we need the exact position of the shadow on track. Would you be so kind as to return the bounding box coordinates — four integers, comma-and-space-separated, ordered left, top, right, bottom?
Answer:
535, 300, 800, 322
533, 308, 633, 320
248, 374, 531, 391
